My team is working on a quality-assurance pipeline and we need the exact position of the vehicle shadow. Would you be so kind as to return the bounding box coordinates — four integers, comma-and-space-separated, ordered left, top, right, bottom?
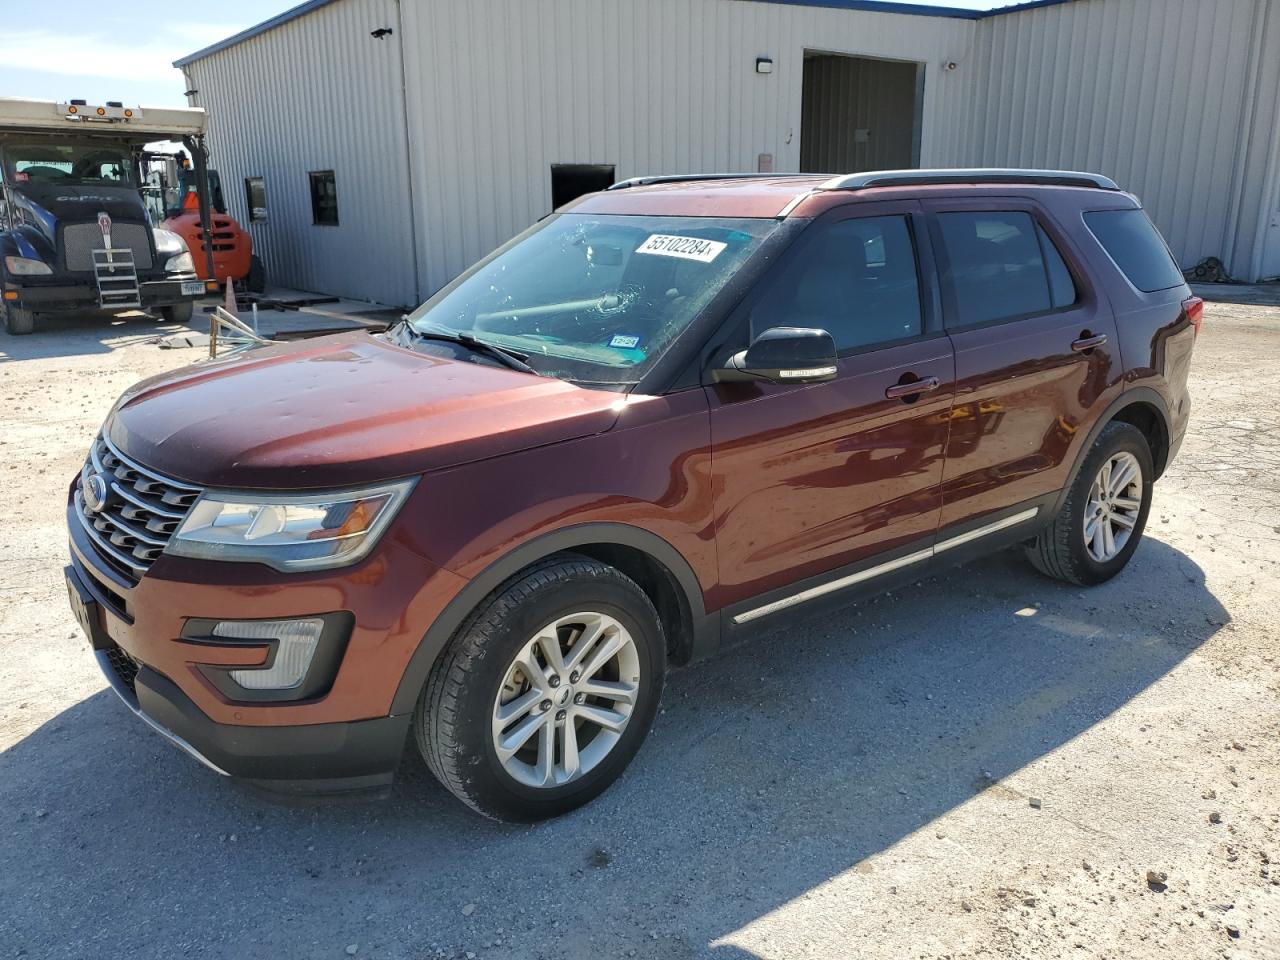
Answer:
0, 537, 1225, 959
0, 309, 198, 363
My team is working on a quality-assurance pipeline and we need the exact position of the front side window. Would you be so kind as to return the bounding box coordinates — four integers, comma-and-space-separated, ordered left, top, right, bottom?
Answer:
407, 213, 778, 386
309, 170, 338, 225
750, 215, 923, 352
6, 143, 132, 186
1084, 208, 1184, 292
937, 211, 1076, 328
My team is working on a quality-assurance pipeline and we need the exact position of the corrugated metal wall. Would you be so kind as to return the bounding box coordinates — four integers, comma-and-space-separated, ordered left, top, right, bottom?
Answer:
799, 53, 920, 174
181, 0, 419, 306
397, 0, 974, 295
957, 0, 1280, 281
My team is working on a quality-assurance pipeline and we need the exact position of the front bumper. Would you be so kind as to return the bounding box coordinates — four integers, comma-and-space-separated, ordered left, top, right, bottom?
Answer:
6, 276, 206, 314
66, 497, 468, 792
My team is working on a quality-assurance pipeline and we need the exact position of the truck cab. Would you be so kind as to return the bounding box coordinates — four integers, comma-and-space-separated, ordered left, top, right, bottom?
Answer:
0, 98, 218, 335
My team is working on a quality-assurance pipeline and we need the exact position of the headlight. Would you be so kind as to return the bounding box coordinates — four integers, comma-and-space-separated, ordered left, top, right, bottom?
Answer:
165, 251, 195, 273
166, 478, 416, 571
4, 255, 52, 276
152, 227, 187, 258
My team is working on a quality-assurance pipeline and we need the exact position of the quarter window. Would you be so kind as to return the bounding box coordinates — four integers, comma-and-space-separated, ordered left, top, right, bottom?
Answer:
1083, 208, 1184, 292
750, 215, 923, 352
308, 170, 338, 226
937, 211, 1076, 328
244, 177, 268, 223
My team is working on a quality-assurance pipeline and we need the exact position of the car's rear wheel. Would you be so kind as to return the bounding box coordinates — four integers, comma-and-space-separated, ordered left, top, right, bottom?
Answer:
1024, 421, 1153, 585
414, 556, 665, 821
2, 302, 34, 335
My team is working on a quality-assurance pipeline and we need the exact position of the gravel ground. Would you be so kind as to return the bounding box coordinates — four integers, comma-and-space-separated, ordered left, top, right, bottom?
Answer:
1, 303, 1277, 959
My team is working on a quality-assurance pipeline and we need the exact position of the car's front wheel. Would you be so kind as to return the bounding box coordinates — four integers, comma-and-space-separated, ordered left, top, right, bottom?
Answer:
415, 556, 665, 821
1025, 421, 1154, 585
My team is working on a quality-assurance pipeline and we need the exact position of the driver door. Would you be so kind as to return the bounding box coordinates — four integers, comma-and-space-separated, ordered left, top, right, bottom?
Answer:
704, 202, 955, 617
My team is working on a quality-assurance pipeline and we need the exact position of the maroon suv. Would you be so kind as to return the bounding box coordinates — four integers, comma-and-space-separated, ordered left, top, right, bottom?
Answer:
65, 169, 1200, 820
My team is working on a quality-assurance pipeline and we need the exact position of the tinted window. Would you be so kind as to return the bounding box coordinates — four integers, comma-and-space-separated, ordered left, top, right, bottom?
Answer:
751, 215, 922, 352
938, 211, 1076, 327
309, 170, 338, 225
245, 177, 268, 223
1084, 209, 1184, 292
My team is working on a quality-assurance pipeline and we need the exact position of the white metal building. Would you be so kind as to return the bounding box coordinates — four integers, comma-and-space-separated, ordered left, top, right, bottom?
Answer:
175, 0, 1280, 306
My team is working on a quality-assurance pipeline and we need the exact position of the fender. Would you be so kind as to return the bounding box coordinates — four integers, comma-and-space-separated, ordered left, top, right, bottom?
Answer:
1047, 385, 1172, 520
389, 522, 714, 716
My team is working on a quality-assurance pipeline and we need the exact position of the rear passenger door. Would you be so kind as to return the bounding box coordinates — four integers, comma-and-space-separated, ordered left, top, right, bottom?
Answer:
924, 198, 1124, 535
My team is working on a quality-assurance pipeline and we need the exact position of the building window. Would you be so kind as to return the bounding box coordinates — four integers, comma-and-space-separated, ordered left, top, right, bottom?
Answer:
308, 170, 339, 226
550, 164, 615, 210
244, 177, 268, 222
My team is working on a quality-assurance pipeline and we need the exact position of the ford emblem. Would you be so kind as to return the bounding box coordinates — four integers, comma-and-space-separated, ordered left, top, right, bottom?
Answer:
83, 473, 109, 513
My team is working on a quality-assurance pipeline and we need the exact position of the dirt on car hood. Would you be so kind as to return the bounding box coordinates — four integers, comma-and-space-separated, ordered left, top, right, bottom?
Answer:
104, 331, 625, 488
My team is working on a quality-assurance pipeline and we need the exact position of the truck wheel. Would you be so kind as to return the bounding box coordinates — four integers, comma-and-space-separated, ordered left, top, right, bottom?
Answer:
1024, 421, 1154, 585
415, 556, 665, 821
161, 301, 195, 325
247, 255, 266, 294
3, 303, 34, 335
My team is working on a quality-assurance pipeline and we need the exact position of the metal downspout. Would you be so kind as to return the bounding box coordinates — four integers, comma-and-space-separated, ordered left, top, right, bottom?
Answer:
394, 0, 423, 304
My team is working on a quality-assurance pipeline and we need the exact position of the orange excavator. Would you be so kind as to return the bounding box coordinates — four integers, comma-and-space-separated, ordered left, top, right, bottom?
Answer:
146, 154, 264, 292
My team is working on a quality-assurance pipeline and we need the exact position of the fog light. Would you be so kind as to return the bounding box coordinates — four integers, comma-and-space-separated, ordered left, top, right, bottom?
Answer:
217, 618, 323, 690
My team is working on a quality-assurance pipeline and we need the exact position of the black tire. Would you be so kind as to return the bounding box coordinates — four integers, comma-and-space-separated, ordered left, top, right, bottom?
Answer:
161, 300, 195, 325
3, 302, 34, 335
414, 556, 665, 821
246, 255, 266, 294
1024, 421, 1154, 586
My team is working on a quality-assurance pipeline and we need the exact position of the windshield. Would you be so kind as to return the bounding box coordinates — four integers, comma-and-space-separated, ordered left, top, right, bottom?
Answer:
6, 142, 134, 186
406, 213, 778, 386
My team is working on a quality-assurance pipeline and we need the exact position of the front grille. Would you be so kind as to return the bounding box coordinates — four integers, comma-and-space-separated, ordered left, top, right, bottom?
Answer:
74, 434, 202, 581
103, 642, 140, 695
63, 222, 153, 272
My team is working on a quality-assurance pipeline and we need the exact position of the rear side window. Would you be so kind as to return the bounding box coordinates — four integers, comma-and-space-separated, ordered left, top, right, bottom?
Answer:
1084, 209, 1184, 292
936, 211, 1075, 328
750, 215, 923, 352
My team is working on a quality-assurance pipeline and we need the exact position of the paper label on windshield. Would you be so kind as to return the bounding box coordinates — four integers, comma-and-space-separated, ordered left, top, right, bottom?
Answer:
635, 234, 727, 263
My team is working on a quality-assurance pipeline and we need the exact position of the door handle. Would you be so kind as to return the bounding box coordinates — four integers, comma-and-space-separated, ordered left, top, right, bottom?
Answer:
885, 376, 940, 400
1071, 332, 1108, 353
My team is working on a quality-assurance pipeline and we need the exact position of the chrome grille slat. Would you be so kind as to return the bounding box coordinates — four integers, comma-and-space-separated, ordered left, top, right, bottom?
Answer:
75, 433, 204, 581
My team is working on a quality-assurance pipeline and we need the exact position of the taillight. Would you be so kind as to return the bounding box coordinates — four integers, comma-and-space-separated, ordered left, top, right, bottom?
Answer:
1182, 296, 1204, 337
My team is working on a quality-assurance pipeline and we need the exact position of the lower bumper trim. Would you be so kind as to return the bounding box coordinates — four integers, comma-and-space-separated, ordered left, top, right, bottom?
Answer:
95, 649, 230, 776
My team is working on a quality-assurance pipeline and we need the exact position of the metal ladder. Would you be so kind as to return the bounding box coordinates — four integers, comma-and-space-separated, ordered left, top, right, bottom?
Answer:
92, 248, 141, 310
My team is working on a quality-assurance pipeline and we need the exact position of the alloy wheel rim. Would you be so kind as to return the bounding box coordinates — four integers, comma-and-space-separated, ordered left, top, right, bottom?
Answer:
1084, 451, 1143, 562
491, 612, 641, 789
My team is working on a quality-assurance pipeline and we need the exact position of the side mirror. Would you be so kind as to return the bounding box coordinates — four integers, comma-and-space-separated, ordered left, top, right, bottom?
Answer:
714, 326, 838, 384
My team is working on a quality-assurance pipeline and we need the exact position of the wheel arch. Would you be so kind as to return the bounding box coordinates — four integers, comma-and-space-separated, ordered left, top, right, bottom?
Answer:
389, 523, 714, 716
1050, 387, 1173, 519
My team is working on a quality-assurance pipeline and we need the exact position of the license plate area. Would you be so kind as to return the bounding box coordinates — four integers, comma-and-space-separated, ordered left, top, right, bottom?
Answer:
65, 565, 111, 650
180, 281, 204, 296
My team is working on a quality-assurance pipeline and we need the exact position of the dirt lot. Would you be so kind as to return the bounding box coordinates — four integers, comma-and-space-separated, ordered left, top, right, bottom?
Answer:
1, 303, 1277, 959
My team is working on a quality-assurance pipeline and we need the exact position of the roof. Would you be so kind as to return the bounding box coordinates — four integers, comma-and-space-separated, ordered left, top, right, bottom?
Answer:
174, 0, 1076, 68
568, 168, 1121, 219
0, 97, 205, 138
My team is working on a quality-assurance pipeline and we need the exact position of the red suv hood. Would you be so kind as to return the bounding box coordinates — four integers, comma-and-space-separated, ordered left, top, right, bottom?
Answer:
105, 332, 624, 488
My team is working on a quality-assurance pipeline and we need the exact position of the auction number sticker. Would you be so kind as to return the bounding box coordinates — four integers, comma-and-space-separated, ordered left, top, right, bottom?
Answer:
635, 234, 727, 263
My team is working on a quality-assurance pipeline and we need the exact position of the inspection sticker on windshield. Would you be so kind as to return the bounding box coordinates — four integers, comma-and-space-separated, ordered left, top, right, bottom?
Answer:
609, 334, 641, 349
635, 234, 726, 263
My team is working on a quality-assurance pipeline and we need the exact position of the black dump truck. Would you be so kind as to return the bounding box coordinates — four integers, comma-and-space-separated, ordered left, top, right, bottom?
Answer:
0, 97, 218, 335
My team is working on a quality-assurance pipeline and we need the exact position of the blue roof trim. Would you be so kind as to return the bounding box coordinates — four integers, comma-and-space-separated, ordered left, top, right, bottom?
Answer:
173, 0, 1077, 68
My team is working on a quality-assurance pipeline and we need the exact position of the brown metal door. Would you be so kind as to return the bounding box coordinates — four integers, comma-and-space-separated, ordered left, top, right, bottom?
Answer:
705, 203, 955, 609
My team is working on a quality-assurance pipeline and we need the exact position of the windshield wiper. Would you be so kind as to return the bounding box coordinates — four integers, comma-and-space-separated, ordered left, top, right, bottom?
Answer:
397, 321, 536, 374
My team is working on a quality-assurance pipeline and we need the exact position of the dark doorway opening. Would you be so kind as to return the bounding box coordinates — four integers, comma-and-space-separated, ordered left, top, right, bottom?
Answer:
800, 52, 923, 175
551, 164, 615, 209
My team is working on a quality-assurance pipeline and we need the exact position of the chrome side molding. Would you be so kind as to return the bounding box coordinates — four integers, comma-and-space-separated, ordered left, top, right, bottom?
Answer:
731, 507, 1040, 625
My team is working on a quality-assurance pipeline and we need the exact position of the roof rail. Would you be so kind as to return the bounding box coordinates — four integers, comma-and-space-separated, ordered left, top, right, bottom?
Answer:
819, 168, 1120, 191
607, 173, 817, 191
